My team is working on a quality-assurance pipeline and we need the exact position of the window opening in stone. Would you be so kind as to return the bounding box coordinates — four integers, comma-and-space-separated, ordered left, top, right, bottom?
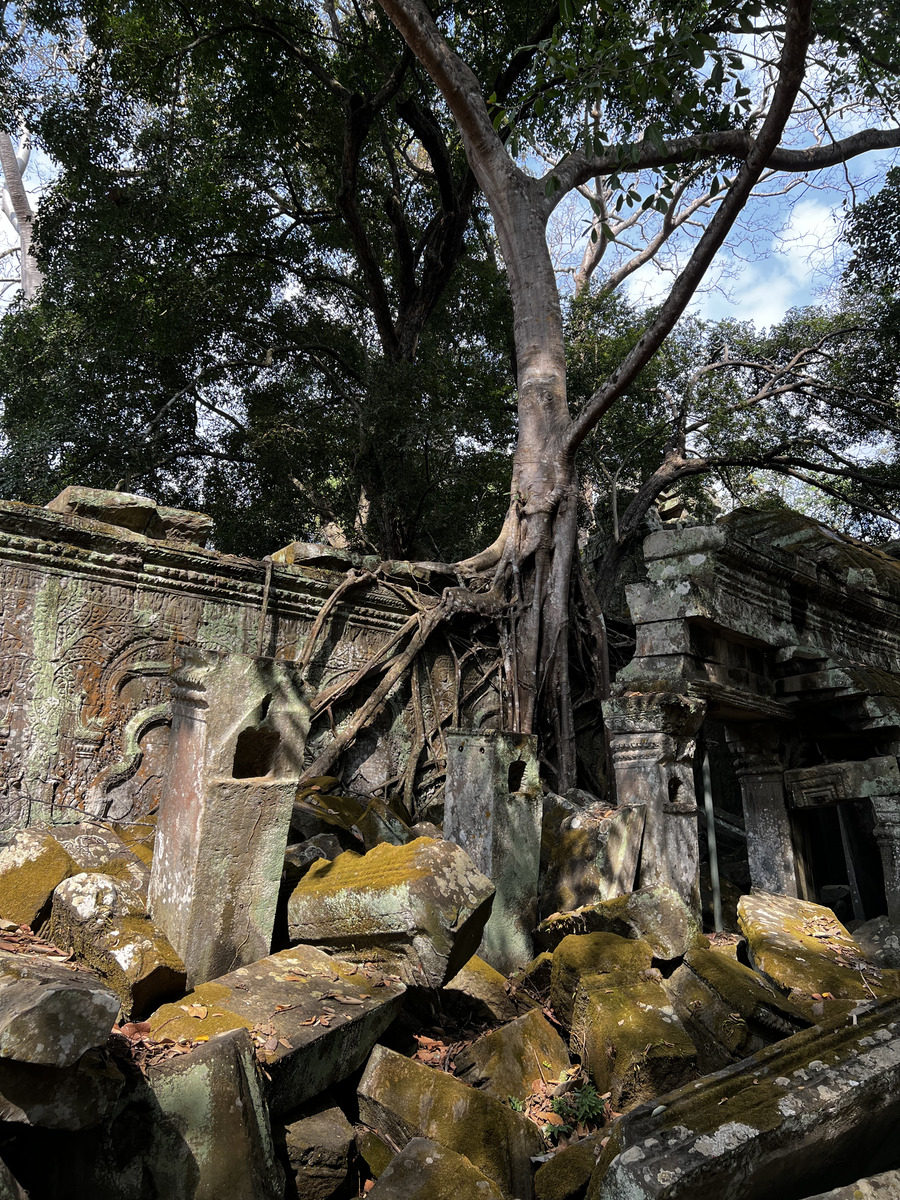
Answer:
233, 726, 280, 778
508, 760, 526, 792
668, 776, 682, 804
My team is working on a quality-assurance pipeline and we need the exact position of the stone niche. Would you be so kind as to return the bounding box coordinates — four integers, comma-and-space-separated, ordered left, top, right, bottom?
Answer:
0, 489, 449, 842
605, 508, 900, 922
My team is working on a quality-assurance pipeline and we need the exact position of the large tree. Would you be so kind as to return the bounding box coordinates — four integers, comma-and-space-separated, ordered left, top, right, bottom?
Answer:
348, 0, 900, 789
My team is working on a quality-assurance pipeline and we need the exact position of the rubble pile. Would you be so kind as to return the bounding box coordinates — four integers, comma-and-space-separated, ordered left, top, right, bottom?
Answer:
0, 814, 897, 1200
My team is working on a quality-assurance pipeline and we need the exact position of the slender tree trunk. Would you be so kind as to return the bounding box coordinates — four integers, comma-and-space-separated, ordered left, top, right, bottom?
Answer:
0, 133, 42, 300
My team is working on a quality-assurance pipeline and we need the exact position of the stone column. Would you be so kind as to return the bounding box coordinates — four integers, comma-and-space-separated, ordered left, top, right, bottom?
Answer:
602, 693, 706, 914
872, 795, 900, 925
726, 724, 799, 898
149, 649, 309, 986
444, 729, 541, 975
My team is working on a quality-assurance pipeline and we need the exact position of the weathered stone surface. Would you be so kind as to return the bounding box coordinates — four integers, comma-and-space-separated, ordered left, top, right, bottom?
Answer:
0, 829, 76, 926
149, 650, 309, 986
49, 873, 185, 1018
587, 1001, 900, 1200
282, 1098, 355, 1200
534, 1135, 604, 1200
572, 976, 697, 1112
356, 1126, 395, 1179
443, 954, 538, 1023
46, 485, 160, 532
455, 1008, 571, 1103
801, 1168, 900, 1199
738, 891, 895, 1003
50, 823, 149, 908
0, 949, 120, 1066
444, 730, 542, 974
152, 504, 215, 547
368, 1138, 504, 1199
541, 803, 645, 917
0, 1047, 124, 1130
288, 837, 494, 988
666, 947, 809, 1072
854, 915, 900, 969
550, 932, 653, 1026
539, 885, 702, 960
283, 833, 345, 886
0, 1158, 27, 1200
108, 819, 155, 867
148, 943, 405, 1115
358, 1044, 544, 1199
145, 1027, 282, 1200
293, 787, 412, 850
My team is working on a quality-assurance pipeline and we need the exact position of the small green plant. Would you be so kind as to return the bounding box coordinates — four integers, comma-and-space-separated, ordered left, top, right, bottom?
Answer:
550, 1081, 607, 1130
508, 1096, 524, 1112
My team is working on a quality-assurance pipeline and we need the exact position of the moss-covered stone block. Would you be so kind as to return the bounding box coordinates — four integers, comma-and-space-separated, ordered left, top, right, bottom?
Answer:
573, 977, 697, 1112
738, 891, 899, 1005
358, 1044, 544, 1199
49, 873, 185, 1019
455, 1007, 571, 1103
534, 1135, 605, 1200
281, 1096, 355, 1200
551, 932, 653, 1026
443, 954, 538, 1023
369, 1138, 504, 1199
666, 947, 809, 1072
0, 829, 76, 928
148, 943, 405, 1115
288, 838, 494, 988
540, 886, 702, 961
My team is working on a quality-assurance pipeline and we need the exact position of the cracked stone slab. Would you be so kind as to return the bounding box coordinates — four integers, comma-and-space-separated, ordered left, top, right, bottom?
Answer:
588, 1000, 900, 1200
148, 943, 405, 1115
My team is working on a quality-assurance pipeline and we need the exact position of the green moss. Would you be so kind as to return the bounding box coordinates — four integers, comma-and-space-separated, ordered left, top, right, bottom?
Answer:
0, 835, 75, 927
148, 982, 244, 1041
534, 1137, 600, 1200
551, 933, 652, 1025
357, 1127, 394, 1178
293, 838, 435, 899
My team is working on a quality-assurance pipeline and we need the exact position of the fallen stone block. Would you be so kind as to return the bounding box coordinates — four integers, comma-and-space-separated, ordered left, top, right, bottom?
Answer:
282, 1097, 356, 1200
148, 943, 405, 1115
666, 947, 810, 1072
145, 1027, 283, 1200
442, 954, 538, 1023
738, 891, 897, 1006
539, 885, 703, 961
358, 1044, 544, 1199
587, 1000, 900, 1200
49, 873, 185, 1018
550, 932, 653, 1026
283, 834, 344, 887
287, 837, 494, 988
292, 785, 411, 850
107, 819, 155, 867
455, 1008, 571, 1104
0, 949, 120, 1066
534, 1134, 605, 1200
0, 829, 76, 927
801, 1168, 900, 1199
357, 1125, 395, 1179
368, 1137, 504, 1199
0, 1047, 123, 1130
541, 802, 645, 917
853, 915, 900, 970
572, 977, 697, 1113
50, 823, 149, 908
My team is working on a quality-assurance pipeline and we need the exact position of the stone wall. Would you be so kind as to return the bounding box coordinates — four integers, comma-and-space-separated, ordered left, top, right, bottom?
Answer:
0, 492, 463, 841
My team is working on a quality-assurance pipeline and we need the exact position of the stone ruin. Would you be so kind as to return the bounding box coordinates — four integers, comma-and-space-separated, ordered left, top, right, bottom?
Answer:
0, 489, 898, 1198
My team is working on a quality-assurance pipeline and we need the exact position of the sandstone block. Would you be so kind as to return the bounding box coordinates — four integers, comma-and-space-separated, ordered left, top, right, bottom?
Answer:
738, 891, 897, 1005
358, 1045, 543, 1199
802, 1169, 900, 1200
853, 915, 900, 969
534, 1134, 605, 1200
288, 837, 494, 988
283, 1098, 355, 1200
541, 803, 645, 916
455, 1008, 571, 1103
0, 829, 75, 927
587, 1000, 900, 1200
148, 943, 405, 1115
368, 1138, 503, 1199
0, 949, 120, 1066
443, 954, 538, 1023
49, 823, 149, 908
145, 1027, 282, 1200
49, 873, 185, 1018
550, 932, 653, 1026
0, 1047, 123, 1130
666, 947, 809, 1072
573, 977, 697, 1112
539, 885, 702, 961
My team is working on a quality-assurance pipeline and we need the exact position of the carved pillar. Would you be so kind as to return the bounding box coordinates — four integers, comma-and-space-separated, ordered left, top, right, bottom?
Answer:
726, 724, 799, 898
871, 795, 900, 925
602, 693, 706, 914
149, 648, 309, 987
